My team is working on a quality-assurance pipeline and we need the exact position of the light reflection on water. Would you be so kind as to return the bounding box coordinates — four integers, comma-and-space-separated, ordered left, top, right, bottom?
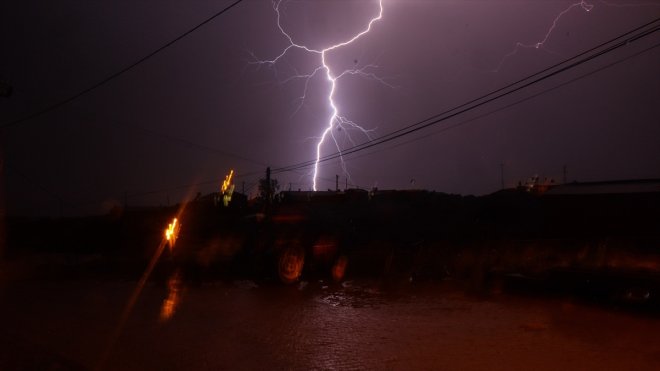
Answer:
3, 279, 660, 370
317, 282, 385, 308
159, 269, 183, 322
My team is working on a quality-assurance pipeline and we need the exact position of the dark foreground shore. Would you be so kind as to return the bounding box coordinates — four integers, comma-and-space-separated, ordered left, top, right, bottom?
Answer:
2, 188, 659, 369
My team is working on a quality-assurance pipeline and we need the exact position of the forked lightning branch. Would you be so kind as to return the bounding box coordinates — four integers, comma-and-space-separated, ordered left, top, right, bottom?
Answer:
252, 0, 385, 191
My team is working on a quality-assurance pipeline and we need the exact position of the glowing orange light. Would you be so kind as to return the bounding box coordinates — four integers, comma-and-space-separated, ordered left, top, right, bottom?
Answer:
332, 256, 348, 283
165, 218, 180, 249
278, 247, 305, 284
221, 169, 234, 193
160, 270, 182, 321
221, 169, 235, 207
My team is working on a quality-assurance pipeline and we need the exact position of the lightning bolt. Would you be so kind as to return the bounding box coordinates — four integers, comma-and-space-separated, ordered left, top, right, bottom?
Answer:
494, 0, 594, 71
252, 0, 385, 191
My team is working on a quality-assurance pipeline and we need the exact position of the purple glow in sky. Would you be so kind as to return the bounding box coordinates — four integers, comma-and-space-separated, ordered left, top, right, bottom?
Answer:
1, 0, 659, 215
251, 0, 385, 191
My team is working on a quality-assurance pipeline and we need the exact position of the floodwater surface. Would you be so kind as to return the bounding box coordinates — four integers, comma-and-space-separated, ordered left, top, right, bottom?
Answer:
1, 278, 659, 370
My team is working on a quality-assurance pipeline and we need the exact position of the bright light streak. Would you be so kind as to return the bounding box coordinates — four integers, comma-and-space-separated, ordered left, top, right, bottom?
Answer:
98, 216, 181, 369
221, 169, 234, 193
253, 0, 385, 191
221, 169, 235, 206
97, 201, 192, 370
165, 218, 180, 250
165, 218, 177, 241
160, 270, 183, 322
531, 0, 594, 49
495, 1, 594, 71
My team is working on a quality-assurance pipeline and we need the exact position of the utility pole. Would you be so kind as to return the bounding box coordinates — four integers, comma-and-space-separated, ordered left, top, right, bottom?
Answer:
336, 174, 339, 191
345, 178, 348, 191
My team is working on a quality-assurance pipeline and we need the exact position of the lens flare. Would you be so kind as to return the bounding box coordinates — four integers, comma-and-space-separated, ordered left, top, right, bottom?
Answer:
332, 255, 348, 282
165, 218, 180, 251
160, 270, 183, 322
278, 246, 305, 284
221, 169, 234, 193
221, 169, 235, 206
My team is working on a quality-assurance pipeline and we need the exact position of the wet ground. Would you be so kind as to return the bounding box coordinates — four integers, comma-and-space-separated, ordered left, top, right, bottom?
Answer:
1, 276, 660, 370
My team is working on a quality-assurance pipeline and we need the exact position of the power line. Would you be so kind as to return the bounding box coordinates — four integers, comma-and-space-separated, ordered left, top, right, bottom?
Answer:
4, 162, 63, 201
0, 0, 244, 130
16, 17, 660, 212
4, 162, 65, 216
272, 18, 660, 174
66, 17, 660, 209
271, 18, 660, 175
340, 41, 660, 165
65, 168, 266, 210
107, 120, 267, 167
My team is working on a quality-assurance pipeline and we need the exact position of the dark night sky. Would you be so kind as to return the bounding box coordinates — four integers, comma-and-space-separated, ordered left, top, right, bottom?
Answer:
1, 0, 659, 216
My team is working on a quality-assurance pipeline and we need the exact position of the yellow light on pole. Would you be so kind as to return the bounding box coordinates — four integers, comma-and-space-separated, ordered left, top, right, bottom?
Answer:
221, 170, 234, 193
165, 218, 179, 249
221, 169, 235, 207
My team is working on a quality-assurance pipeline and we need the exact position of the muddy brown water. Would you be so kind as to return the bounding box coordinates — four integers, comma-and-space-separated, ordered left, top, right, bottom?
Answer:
1, 278, 659, 370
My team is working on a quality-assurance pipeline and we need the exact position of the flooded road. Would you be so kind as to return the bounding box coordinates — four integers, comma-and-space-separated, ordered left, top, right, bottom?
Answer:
1, 278, 660, 370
